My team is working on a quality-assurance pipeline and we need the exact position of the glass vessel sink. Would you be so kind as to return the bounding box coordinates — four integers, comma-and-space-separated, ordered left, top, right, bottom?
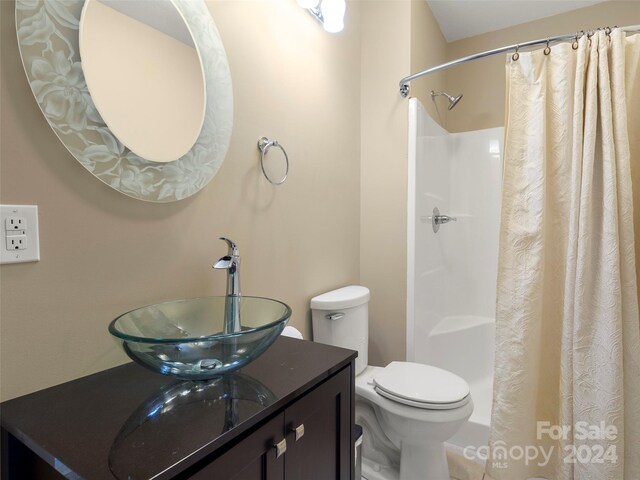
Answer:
109, 296, 291, 380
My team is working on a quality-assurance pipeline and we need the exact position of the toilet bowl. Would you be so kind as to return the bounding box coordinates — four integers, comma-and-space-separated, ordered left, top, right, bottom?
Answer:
358, 365, 473, 480
311, 286, 473, 480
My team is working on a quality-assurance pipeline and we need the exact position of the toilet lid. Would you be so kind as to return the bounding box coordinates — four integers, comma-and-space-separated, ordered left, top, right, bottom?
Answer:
373, 361, 470, 406
374, 387, 470, 410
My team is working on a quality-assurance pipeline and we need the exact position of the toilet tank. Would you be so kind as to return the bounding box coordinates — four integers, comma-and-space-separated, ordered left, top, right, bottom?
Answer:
311, 286, 369, 375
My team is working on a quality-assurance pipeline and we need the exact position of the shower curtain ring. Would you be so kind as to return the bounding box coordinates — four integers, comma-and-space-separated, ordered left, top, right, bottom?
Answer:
572, 32, 580, 50
544, 39, 551, 55
512, 45, 519, 61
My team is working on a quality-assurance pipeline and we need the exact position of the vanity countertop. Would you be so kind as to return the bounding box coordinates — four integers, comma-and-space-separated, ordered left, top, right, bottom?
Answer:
0, 337, 356, 479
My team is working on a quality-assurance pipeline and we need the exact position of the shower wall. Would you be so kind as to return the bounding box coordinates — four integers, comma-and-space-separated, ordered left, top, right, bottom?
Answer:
407, 98, 503, 448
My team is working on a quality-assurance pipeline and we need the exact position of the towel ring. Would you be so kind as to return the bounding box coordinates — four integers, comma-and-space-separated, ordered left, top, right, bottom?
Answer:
257, 137, 289, 185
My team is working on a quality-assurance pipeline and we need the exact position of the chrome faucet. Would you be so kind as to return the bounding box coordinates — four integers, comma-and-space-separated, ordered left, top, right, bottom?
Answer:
214, 237, 241, 296
213, 237, 241, 334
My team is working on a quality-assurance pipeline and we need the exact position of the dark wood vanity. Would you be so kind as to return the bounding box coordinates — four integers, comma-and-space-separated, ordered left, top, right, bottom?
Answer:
1, 337, 356, 479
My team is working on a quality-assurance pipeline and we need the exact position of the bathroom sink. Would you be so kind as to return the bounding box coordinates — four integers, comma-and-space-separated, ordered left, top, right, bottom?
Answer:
109, 296, 291, 380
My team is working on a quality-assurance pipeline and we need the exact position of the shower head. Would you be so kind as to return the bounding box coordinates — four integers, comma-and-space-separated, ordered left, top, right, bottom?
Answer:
448, 93, 463, 109
431, 90, 463, 110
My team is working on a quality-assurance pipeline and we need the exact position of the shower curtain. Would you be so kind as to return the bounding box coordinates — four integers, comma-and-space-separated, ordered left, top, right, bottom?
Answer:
488, 30, 640, 480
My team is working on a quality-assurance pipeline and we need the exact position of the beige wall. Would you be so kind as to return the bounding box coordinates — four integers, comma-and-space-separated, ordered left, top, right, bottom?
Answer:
359, 0, 447, 366
0, 0, 361, 401
446, 0, 640, 132
410, 0, 449, 128
359, 0, 411, 367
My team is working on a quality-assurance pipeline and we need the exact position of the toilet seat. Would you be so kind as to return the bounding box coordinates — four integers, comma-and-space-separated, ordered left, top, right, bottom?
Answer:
374, 387, 470, 409
373, 361, 470, 410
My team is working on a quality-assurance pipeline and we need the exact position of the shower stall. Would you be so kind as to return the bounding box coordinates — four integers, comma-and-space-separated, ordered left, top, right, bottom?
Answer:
407, 97, 503, 453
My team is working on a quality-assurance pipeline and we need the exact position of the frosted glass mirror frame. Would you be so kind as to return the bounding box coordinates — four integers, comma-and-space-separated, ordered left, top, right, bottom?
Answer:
15, 0, 233, 202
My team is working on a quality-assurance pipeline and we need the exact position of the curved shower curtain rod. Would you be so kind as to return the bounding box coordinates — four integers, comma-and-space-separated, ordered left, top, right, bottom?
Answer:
399, 24, 640, 98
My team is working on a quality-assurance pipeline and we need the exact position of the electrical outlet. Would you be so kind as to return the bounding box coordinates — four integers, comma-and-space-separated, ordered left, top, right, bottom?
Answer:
6, 235, 27, 250
1, 205, 40, 264
5, 217, 27, 231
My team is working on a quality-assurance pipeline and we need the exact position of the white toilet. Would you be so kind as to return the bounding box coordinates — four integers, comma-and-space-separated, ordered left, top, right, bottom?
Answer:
311, 286, 473, 480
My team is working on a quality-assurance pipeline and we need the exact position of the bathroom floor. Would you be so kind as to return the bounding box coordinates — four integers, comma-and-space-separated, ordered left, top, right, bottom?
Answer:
447, 448, 487, 480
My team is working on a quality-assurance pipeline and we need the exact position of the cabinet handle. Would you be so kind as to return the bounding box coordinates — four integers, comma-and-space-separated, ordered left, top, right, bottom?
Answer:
274, 438, 287, 458
291, 423, 305, 441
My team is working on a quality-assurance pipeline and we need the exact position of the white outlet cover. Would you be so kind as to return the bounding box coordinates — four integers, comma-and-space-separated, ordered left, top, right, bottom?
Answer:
1, 205, 40, 264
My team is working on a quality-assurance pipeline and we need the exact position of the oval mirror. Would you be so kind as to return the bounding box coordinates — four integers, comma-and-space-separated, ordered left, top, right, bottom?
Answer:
79, 0, 207, 163
16, 0, 233, 202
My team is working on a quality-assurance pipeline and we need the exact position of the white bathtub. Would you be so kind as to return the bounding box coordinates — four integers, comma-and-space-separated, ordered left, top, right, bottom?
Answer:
419, 315, 495, 450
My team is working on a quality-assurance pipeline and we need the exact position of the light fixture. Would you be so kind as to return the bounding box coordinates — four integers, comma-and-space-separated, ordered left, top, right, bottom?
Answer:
300, 0, 346, 33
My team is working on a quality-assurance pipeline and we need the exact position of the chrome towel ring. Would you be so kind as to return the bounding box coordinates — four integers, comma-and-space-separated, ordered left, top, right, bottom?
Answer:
257, 137, 289, 185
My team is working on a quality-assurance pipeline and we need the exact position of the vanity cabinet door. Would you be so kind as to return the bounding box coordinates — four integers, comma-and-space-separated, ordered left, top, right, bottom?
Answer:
284, 367, 352, 480
188, 413, 285, 480
185, 364, 354, 480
